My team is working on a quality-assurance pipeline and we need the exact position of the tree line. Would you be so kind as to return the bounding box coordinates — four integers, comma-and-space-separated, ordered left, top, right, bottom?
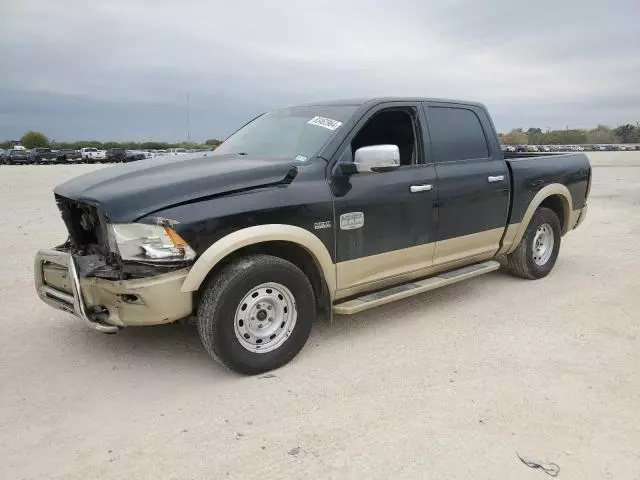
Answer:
4, 123, 640, 151
1, 131, 222, 150
499, 123, 640, 146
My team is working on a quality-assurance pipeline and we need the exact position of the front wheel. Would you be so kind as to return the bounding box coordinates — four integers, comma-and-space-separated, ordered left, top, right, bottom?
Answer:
505, 207, 561, 279
197, 255, 315, 374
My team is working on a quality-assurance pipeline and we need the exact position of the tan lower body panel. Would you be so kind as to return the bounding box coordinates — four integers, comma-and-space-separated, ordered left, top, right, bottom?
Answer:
334, 260, 500, 314
80, 269, 192, 327
432, 227, 504, 265
336, 242, 436, 294
335, 228, 504, 300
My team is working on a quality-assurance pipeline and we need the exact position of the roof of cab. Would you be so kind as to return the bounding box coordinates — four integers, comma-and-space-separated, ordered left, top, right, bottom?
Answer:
296, 97, 486, 108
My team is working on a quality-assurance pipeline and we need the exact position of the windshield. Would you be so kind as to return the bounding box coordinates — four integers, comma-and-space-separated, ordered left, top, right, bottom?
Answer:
213, 105, 357, 160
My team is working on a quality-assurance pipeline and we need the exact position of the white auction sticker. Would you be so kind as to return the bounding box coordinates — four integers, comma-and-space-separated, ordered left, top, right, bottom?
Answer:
307, 116, 343, 131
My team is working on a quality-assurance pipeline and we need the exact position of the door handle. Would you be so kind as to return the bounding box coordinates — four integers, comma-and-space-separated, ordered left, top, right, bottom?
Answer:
410, 184, 433, 193
487, 175, 505, 183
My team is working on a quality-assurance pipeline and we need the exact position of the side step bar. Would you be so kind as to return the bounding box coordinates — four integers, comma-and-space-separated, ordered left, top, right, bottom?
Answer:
333, 261, 500, 315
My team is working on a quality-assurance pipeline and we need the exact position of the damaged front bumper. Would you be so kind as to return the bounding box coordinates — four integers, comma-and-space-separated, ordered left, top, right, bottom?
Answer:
34, 249, 193, 332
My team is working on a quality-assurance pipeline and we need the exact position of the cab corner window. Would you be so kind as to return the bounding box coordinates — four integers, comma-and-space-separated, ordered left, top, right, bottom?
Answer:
350, 109, 418, 166
428, 107, 489, 162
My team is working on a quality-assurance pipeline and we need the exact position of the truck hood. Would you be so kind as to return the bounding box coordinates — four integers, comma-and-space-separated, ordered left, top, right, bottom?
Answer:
54, 153, 299, 223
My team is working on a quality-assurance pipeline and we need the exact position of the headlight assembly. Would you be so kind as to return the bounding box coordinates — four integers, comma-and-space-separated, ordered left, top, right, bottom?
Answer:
109, 223, 196, 263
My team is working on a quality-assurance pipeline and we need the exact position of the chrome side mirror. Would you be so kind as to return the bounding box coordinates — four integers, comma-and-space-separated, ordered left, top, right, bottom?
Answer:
353, 144, 400, 173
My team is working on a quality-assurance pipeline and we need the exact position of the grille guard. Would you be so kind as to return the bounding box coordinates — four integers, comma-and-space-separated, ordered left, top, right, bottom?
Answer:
34, 249, 120, 333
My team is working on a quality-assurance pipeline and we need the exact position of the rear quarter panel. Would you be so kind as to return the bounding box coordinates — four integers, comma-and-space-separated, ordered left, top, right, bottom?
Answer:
506, 153, 591, 225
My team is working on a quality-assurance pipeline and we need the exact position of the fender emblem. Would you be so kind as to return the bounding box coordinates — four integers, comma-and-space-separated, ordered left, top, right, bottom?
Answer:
340, 212, 364, 230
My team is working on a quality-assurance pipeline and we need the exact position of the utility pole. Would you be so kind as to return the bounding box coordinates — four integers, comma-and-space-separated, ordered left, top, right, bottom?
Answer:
186, 93, 191, 145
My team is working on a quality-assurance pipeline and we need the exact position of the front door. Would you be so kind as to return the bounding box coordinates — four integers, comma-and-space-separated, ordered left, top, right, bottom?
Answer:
422, 102, 510, 265
330, 103, 438, 297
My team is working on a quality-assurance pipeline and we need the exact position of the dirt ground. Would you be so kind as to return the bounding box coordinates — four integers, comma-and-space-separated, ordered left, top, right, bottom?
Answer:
1, 152, 639, 480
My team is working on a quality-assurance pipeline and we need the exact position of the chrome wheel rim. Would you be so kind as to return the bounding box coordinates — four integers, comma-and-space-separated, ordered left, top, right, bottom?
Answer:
532, 223, 554, 266
234, 282, 297, 354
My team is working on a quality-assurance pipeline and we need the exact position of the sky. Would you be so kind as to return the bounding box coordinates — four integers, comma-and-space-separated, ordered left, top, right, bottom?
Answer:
1, 0, 639, 142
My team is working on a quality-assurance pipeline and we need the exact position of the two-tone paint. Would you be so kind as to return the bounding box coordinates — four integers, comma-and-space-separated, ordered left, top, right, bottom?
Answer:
51, 97, 591, 310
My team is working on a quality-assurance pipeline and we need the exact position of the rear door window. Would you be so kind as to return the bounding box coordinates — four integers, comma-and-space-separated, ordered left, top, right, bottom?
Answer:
427, 107, 489, 162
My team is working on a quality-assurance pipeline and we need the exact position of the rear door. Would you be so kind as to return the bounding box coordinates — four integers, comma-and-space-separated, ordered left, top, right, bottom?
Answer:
422, 102, 509, 265
331, 102, 438, 296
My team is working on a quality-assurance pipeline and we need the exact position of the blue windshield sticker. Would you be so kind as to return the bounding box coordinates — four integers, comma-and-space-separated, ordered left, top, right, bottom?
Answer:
295, 155, 308, 162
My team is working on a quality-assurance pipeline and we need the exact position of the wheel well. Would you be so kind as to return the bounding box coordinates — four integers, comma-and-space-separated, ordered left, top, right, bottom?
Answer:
197, 241, 328, 307
539, 195, 567, 234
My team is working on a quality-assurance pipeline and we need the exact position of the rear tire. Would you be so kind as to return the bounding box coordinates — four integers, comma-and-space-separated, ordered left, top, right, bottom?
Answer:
505, 207, 561, 279
197, 254, 315, 375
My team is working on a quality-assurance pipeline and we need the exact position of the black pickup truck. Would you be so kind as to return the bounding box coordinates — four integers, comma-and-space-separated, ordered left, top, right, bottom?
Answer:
4, 148, 31, 165
31, 148, 59, 164
34, 97, 590, 374
57, 149, 82, 163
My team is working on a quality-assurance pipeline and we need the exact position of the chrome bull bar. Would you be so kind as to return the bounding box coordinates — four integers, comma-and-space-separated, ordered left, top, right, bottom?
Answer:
34, 249, 120, 333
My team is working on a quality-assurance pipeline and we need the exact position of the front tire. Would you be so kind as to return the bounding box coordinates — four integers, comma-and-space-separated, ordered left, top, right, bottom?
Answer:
197, 255, 315, 375
505, 207, 561, 279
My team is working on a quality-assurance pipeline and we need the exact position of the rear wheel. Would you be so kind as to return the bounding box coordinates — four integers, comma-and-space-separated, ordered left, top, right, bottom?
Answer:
197, 255, 315, 375
505, 207, 561, 279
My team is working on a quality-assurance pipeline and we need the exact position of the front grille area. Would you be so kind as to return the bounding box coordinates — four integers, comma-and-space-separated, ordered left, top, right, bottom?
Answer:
55, 195, 107, 250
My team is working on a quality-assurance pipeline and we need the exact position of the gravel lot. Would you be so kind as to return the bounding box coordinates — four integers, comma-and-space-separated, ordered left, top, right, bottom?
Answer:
1, 152, 639, 480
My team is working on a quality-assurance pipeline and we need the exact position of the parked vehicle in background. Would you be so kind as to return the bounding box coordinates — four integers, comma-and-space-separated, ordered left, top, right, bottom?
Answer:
80, 147, 98, 162
80, 148, 107, 163
30, 148, 59, 164
57, 149, 82, 163
93, 149, 107, 162
541, 146, 551, 152
516, 145, 526, 152
501, 145, 516, 153
526, 145, 539, 152
4, 148, 31, 165
169, 148, 188, 155
104, 148, 146, 163
35, 96, 591, 374
106, 148, 127, 163
0, 148, 5, 160
125, 150, 146, 162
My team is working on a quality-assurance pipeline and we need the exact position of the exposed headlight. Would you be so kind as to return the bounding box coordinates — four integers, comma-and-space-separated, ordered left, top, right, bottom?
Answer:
109, 223, 196, 263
